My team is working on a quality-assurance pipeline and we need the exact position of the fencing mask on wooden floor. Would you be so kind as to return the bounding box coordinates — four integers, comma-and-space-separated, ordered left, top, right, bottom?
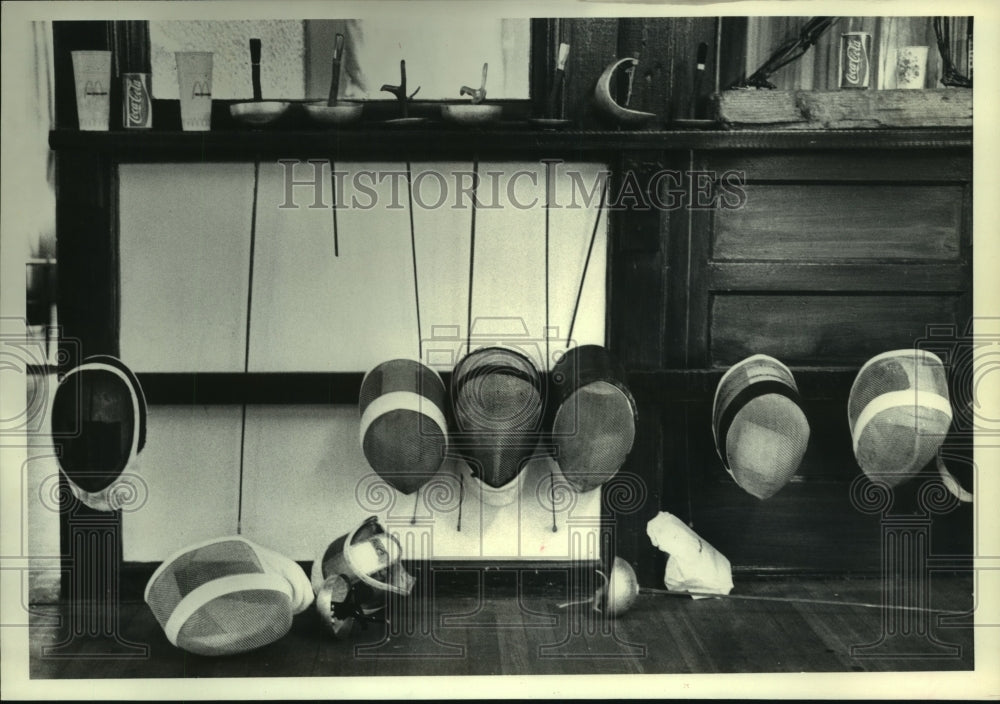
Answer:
311, 516, 415, 638
144, 536, 313, 656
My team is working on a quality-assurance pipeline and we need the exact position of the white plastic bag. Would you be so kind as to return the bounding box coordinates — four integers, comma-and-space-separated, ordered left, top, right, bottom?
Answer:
646, 511, 734, 599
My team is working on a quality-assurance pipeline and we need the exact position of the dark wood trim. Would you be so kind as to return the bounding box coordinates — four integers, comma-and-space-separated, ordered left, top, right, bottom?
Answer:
49, 127, 973, 160
959, 180, 974, 330
703, 149, 973, 182
709, 262, 968, 293
687, 153, 713, 368
717, 17, 748, 91
662, 149, 691, 368
562, 18, 620, 129
530, 18, 558, 120
626, 368, 860, 400
137, 372, 366, 405
135, 367, 862, 405
55, 150, 118, 367
117, 559, 603, 603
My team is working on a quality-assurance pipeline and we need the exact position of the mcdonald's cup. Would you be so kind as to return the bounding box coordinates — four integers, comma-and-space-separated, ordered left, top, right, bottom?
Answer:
175, 52, 213, 131
71, 51, 112, 131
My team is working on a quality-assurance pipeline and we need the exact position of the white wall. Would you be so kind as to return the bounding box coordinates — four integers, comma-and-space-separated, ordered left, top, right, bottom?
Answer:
1, 19, 58, 607
117, 160, 609, 562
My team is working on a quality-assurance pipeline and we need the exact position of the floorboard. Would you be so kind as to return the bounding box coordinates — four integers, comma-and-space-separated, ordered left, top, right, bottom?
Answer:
27, 575, 974, 678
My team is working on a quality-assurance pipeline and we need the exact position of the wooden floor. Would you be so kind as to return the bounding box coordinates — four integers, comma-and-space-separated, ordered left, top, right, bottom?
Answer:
29, 574, 974, 678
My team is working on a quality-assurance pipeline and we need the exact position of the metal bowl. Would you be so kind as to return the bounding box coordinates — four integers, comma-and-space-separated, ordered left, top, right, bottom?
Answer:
229, 101, 291, 126
441, 104, 502, 126
303, 101, 363, 126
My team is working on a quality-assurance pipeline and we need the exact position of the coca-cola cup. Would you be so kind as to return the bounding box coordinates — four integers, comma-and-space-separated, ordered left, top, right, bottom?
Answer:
175, 51, 213, 131
71, 50, 112, 130
896, 46, 929, 89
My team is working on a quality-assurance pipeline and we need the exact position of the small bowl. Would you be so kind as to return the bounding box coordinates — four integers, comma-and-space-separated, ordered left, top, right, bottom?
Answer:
441, 104, 502, 126
303, 101, 363, 126
230, 101, 291, 126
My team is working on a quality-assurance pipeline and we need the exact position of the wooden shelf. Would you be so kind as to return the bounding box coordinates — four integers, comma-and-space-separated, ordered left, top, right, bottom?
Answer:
135, 367, 860, 405
48, 126, 972, 160
714, 89, 973, 130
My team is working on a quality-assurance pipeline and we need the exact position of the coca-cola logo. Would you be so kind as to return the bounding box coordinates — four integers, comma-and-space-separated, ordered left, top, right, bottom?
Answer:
845, 37, 865, 84
126, 77, 148, 125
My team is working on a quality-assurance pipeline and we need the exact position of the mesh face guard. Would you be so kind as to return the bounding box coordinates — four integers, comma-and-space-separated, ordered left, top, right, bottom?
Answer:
848, 349, 953, 489
144, 536, 313, 656
712, 354, 810, 500
51, 355, 148, 511
460, 459, 526, 507
452, 346, 544, 489
359, 358, 449, 495
550, 345, 637, 493
311, 517, 415, 637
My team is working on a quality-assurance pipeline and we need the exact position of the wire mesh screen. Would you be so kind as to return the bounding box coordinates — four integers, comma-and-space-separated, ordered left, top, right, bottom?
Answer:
551, 345, 637, 493
713, 355, 809, 500
849, 350, 952, 487
52, 368, 136, 493
145, 538, 306, 656
452, 346, 543, 488
359, 359, 449, 495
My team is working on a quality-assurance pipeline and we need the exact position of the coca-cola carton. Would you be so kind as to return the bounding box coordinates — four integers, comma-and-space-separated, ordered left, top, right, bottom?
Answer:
839, 32, 872, 89
122, 72, 152, 129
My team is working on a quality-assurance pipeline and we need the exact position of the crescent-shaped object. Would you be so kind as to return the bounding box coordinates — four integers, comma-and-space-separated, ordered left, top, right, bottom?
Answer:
593, 57, 657, 127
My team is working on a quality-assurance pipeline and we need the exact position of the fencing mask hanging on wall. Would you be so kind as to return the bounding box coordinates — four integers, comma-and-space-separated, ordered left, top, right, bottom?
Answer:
451, 346, 544, 497
848, 349, 956, 490
50, 355, 148, 511
359, 358, 449, 495
549, 345, 637, 493
712, 354, 810, 499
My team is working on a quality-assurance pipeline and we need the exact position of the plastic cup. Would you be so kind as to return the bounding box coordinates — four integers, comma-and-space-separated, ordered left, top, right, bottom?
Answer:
175, 52, 213, 131
71, 51, 111, 131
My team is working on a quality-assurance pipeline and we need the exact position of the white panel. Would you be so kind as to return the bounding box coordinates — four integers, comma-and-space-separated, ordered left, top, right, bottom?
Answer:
249, 161, 420, 371
247, 160, 607, 373
548, 163, 609, 353
411, 161, 474, 371
239, 405, 373, 561
119, 163, 254, 372
122, 406, 242, 561
239, 406, 600, 562
117, 162, 609, 563
468, 161, 549, 371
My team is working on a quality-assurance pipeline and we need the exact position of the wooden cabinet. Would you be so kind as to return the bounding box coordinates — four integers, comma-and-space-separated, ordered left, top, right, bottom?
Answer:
608, 143, 973, 582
